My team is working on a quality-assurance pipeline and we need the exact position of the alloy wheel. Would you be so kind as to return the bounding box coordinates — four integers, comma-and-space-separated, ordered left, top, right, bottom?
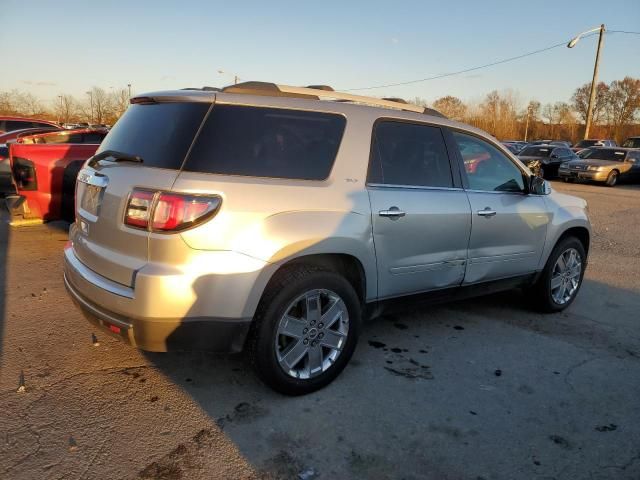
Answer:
550, 248, 582, 305
275, 289, 349, 379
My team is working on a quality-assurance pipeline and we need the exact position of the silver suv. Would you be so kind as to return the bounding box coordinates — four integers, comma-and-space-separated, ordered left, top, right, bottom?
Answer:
64, 82, 591, 395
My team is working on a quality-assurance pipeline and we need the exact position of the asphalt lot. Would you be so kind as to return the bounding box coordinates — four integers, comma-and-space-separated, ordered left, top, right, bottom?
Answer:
1, 180, 639, 480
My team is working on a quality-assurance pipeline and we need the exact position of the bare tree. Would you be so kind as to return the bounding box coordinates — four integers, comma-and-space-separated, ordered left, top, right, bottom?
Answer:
607, 76, 640, 141
109, 88, 130, 122
54, 94, 76, 124
432, 96, 467, 120
90, 87, 112, 124
571, 82, 609, 125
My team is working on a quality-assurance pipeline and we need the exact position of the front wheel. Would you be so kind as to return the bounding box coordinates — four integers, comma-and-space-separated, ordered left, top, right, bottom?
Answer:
605, 170, 618, 187
248, 266, 361, 395
529, 237, 586, 313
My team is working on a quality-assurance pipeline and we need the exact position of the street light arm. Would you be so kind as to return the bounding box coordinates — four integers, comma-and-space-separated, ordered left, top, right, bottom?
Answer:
568, 25, 604, 48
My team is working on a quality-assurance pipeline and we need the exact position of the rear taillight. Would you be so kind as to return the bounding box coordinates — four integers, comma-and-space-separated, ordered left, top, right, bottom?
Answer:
12, 157, 38, 191
124, 188, 220, 232
124, 189, 155, 229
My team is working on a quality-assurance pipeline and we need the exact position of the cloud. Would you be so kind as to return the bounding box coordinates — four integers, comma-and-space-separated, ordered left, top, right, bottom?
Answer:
22, 80, 58, 87
390, 37, 399, 44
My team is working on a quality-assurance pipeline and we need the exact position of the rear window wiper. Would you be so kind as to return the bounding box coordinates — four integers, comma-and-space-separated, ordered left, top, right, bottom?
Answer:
88, 150, 143, 167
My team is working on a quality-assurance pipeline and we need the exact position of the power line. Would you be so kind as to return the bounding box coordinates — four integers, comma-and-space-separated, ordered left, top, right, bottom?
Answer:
608, 29, 640, 35
344, 30, 638, 92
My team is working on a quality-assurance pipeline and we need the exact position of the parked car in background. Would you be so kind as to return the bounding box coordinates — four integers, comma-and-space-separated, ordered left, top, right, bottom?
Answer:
1, 127, 65, 195
559, 147, 640, 187
502, 140, 528, 153
549, 141, 572, 148
8, 128, 108, 221
19, 128, 108, 145
529, 140, 572, 148
622, 137, 640, 149
518, 144, 578, 178
0, 116, 59, 133
0, 126, 62, 144
502, 142, 520, 154
576, 148, 593, 158
63, 82, 590, 395
571, 139, 617, 152
0, 144, 12, 195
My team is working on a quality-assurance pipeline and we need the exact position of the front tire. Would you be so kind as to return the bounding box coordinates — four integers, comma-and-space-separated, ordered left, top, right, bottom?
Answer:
605, 170, 618, 187
248, 266, 361, 395
530, 236, 586, 313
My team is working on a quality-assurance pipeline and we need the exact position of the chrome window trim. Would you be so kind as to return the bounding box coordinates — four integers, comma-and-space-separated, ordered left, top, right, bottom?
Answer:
464, 188, 527, 196
366, 183, 464, 192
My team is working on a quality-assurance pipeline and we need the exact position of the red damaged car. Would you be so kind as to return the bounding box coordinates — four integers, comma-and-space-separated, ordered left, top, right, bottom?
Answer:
8, 128, 108, 222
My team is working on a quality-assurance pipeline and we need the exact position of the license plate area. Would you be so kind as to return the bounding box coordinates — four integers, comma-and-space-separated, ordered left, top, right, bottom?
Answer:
81, 184, 104, 217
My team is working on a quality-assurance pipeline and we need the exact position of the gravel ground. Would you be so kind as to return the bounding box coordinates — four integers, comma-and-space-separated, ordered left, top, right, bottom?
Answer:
1, 181, 639, 480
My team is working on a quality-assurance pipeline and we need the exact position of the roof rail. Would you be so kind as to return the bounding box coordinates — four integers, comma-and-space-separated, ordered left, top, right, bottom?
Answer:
382, 97, 408, 104
220, 81, 446, 117
181, 86, 221, 92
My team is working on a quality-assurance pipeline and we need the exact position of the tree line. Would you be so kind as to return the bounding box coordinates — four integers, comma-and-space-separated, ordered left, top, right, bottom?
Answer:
420, 76, 640, 143
0, 86, 130, 126
1, 77, 639, 143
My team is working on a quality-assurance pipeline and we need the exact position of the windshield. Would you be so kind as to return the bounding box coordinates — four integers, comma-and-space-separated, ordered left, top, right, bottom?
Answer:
519, 146, 552, 157
582, 149, 627, 161
577, 148, 592, 158
622, 138, 640, 148
97, 102, 209, 169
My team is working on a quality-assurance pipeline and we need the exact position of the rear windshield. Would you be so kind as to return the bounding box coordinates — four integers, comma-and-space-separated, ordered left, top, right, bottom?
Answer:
519, 146, 552, 157
183, 105, 346, 180
96, 102, 210, 169
582, 149, 627, 161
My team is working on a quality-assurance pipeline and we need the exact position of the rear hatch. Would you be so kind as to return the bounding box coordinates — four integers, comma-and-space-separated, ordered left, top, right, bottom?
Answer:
72, 98, 212, 286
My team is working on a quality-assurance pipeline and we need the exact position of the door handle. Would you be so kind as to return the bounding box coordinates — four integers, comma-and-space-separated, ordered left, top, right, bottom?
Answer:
477, 207, 497, 217
379, 206, 406, 219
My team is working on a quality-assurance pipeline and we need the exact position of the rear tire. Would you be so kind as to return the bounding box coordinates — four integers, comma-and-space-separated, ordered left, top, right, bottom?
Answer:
605, 170, 618, 187
247, 265, 361, 395
529, 236, 586, 313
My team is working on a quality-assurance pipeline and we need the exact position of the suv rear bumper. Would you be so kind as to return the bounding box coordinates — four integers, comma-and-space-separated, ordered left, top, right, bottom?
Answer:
63, 242, 264, 352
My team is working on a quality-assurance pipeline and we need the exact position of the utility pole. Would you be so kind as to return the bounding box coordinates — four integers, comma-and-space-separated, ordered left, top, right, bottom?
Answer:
568, 24, 605, 140
584, 25, 605, 139
128, 83, 132, 98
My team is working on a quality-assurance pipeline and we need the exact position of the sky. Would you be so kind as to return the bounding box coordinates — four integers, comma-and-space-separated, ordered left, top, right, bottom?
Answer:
1, 0, 639, 109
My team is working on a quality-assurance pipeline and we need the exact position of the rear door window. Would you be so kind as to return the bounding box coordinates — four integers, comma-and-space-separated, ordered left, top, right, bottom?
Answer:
96, 102, 210, 169
367, 121, 453, 187
183, 105, 346, 180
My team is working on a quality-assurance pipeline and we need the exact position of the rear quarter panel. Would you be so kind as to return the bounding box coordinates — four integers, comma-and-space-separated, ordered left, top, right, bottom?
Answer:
168, 107, 379, 301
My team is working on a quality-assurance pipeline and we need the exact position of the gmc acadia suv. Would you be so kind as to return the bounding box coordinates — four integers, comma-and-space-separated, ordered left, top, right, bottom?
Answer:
63, 82, 591, 395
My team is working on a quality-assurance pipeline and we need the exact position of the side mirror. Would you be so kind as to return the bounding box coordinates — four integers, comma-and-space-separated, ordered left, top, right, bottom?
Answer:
529, 175, 549, 195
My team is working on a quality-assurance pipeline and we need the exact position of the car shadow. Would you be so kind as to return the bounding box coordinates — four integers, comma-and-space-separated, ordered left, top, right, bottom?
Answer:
0, 200, 8, 368
140, 275, 640, 478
